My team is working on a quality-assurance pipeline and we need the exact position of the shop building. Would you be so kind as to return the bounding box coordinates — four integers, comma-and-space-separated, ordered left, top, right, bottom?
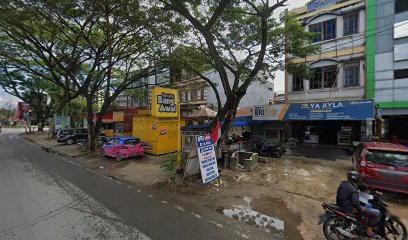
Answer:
366, 0, 408, 144
253, 100, 374, 146
284, 0, 371, 145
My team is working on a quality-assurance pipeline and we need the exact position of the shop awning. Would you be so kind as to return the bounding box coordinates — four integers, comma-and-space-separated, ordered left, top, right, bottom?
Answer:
181, 116, 253, 130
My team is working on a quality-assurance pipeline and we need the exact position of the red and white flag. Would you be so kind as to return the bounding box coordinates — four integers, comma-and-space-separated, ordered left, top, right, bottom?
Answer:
211, 121, 221, 145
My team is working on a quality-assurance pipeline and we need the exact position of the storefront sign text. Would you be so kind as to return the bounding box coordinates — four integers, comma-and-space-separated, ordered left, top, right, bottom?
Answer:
253, 100, 374, 121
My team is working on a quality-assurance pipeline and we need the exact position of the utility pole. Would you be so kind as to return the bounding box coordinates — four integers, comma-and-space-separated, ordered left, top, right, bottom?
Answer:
8, 100, 12, 126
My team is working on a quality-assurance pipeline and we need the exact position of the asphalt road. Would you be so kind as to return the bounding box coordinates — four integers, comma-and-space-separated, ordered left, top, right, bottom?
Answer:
0, 128, 271, 240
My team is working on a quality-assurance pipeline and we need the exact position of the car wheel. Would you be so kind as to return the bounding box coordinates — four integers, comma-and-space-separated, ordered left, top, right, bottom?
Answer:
352, 159, 358, 171
67, 139, 74, 145
116, 153, 122, 162
99, 148, 105, 157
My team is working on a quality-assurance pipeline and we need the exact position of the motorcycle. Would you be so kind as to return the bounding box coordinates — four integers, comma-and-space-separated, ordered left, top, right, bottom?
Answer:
76, 134, 108, 152
252, 140, 283, 158
321, 192, 407, 240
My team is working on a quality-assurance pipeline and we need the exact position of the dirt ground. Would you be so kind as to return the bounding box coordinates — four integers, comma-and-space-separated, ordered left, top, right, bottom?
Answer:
23, 132, 408, 240
206, 157, 408, 240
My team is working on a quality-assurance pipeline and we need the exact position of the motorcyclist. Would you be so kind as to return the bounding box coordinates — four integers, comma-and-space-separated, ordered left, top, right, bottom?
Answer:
336, 171, 381, 239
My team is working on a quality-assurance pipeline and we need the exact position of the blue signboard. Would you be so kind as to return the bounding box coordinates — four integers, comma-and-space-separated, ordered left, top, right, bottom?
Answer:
307, 0, 337, 12
196, 135, 219, 184
283, 100, 374, 121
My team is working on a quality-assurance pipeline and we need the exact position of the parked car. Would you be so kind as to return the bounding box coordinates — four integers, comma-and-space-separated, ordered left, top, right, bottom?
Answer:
102, 137, 144, 161
57, 128, 106, 145
353, 142, 408, 194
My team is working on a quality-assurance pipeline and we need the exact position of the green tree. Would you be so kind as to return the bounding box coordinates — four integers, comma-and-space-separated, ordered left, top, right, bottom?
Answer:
0, 67, 57, 130
0, 0, 181, 151
160, 0, 317, 144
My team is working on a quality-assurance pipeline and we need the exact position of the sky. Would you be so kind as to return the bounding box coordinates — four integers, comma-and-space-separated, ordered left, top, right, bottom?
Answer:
0, 0, 309, 105
273, 0, 310, 93
0, 89, 19, 108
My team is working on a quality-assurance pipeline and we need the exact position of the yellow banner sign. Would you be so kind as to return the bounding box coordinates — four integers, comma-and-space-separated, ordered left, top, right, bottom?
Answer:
151, 87, 178, 117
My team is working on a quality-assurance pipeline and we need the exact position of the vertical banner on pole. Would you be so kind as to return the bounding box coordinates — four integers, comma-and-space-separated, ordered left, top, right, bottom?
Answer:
197, 134, 219, 184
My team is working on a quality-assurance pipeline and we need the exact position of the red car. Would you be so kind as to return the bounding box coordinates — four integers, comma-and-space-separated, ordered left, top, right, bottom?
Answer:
102, 137, 144, 161
353, 142, 408, 194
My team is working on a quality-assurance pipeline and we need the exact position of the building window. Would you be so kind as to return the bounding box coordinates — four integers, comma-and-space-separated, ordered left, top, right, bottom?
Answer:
323, 65, 337, 88
310, 65, 338, 89
191, 89, 197, 101
343, 11, 359, 36
344, 62, 360, 87
309, 23, 322, 42
292, 76, 304, 91
309, 19, 337, 42
184, 91, 189, 101
395, 69, 408, 79
396, 0, 408, 14
323, 19, 336, 40
311, 68, 322, 89
200, 89, 205, 100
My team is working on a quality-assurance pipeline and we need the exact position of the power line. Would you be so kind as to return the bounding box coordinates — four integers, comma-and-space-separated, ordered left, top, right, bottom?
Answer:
318, 21, 408, 53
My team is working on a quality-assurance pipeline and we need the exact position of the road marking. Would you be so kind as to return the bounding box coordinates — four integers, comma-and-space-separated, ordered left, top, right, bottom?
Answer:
160, 200, 168, 204
191, 212, 202, 219
137, 190, 141, 193
148, 195, 153, 198
241, 234, 250, 239
127, 185, 132, 189
210, 220, 224, 228
173, 205, 185, 212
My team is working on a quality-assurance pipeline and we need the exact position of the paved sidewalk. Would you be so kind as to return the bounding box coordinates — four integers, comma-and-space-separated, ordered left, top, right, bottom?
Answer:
23, 132, 83, 158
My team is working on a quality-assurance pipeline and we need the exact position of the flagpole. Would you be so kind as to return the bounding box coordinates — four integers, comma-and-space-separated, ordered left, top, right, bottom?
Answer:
176, 99, 182, 172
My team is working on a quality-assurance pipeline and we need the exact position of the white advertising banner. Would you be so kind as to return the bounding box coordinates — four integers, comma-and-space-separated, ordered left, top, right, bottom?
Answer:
196, 134, 219, 184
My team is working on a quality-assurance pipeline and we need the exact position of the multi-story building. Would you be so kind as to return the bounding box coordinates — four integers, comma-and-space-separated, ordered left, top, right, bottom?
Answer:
115, 73, 169, 108
286, 0, 366, 102
284, 0, 374, 145
367, 0, 408, 143
170, 70, 274, 116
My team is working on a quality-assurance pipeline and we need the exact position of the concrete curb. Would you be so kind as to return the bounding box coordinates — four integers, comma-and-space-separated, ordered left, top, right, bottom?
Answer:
22, 135, 83, 158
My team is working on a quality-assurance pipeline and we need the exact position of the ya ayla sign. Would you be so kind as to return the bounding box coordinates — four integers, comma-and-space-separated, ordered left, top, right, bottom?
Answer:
151, 87, 178, 117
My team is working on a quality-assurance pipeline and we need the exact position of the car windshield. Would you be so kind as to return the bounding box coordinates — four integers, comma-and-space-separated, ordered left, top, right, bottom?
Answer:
365, 150, 408, 167
59, 130, 71, 135
124, 139, 140, 145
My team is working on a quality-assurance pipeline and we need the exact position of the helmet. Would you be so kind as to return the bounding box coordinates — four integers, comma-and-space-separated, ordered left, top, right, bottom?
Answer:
347, 171, 363, 183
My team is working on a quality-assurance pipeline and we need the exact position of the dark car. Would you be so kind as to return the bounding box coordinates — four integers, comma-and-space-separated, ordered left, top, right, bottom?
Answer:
57, 128, 88, 144
353, 142, 408, 194
57, 128, 106, 145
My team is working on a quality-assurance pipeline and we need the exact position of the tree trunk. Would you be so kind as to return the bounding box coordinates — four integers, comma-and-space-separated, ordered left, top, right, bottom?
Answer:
86, 95, 113, 153
86, 97, 97, 153
214, 95, 241, 149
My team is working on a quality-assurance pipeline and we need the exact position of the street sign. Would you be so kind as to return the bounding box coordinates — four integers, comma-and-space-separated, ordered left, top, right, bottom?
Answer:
54, 116, 70, 132
184, 138, 200, 177
196, 134, 219, 184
